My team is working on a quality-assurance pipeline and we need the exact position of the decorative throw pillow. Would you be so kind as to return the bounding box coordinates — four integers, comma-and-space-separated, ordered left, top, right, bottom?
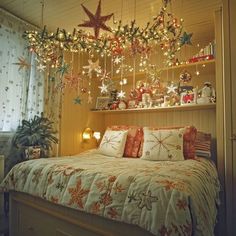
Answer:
195, 131, 211, 158
138, 126, 197, 159
98, 130, 128, 158
107, 126, 143, 158
141, 128, 184, 161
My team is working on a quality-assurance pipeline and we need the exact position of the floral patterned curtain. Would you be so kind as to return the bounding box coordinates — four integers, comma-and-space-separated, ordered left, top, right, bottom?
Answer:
0, 10, 44, 131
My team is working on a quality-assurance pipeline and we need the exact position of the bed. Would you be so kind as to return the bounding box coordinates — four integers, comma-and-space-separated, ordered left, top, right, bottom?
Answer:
1, 147, 220, 236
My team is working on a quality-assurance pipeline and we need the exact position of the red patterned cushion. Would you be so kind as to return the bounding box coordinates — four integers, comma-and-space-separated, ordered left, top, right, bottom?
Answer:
138, 126, 197, 159
107, 126, 143, 158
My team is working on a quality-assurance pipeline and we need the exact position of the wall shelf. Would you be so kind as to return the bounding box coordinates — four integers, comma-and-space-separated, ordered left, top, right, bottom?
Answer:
161, 58, 215, 71
112, 59, 215, 80
91, 103, 216, 114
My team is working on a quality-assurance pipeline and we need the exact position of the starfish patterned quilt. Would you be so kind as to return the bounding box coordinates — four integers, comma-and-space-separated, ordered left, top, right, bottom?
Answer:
0, 150, 220, 236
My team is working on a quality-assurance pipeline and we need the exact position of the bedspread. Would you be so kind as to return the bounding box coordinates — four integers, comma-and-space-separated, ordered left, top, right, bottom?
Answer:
0, 150, 220, 236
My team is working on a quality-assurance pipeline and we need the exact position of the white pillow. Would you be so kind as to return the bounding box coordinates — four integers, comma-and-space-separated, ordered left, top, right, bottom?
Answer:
141, 128, 184, 161
98, 130, 128, 158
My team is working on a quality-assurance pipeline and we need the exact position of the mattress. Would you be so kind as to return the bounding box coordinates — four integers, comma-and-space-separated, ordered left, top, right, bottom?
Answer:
0, 149, 220, 236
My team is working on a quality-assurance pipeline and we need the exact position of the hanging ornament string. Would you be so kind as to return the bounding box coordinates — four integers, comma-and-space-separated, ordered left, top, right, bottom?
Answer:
169, 0, 173, 14
120, 58, 124, 91
132, 0, 137, 90
71, 52, 74, 76
172, 69, 174, 82
195, 63, 200, 76
104, 53, 107, 72
78, 48, 81, 72
40, 0, 45, 28
39, 0, 49, 102
167, 68, 169, 82
121, 0, 124, 22
76, 52, 81, 96
111, 56, 113, 79
133, 57, 136, 90
88, 51, 92, 98
133, 0, 136, 20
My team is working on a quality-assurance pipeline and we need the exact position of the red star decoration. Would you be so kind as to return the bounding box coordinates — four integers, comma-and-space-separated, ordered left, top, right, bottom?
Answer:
64, 74, 82, 90
78, 0, 113, 38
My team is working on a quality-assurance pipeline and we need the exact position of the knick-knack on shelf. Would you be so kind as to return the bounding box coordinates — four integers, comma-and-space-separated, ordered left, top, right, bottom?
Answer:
197, 82, 216, 104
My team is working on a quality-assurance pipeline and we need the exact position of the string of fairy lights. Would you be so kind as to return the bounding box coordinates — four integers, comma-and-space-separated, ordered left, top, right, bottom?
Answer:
16, 0, 198, 106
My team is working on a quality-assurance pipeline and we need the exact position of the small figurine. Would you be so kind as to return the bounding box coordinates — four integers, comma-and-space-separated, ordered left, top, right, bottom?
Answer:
197, 82, 216, 104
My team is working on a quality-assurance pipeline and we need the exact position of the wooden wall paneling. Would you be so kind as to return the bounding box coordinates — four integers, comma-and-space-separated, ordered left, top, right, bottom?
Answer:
104, 109, 216, 136
60, 53, 105, 156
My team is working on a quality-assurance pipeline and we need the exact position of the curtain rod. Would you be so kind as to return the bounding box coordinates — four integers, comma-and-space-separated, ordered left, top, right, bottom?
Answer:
0, 7, 40, 30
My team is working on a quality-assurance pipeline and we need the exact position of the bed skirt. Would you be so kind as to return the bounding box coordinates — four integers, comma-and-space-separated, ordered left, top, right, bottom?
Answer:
9, 191, 154, 236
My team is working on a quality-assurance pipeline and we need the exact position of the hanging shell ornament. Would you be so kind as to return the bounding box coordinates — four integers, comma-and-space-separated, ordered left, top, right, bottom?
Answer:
179, 70, 192, 83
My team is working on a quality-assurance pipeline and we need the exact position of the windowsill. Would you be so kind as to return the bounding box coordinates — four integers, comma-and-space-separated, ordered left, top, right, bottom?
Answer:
0, 132, 13, 141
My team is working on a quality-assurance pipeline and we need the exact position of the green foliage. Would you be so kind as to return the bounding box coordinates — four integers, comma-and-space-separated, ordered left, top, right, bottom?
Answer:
12, 114, 58, 157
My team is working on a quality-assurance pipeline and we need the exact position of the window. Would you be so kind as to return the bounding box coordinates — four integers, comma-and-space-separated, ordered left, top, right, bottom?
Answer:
0, 10, 44, 131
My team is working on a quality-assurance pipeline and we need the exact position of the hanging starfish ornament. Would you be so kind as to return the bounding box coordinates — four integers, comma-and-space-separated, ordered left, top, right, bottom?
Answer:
83, 59, 101, 77
64, 74, 82, 89
99, 70, 111, 82
113, 56, 123, 65
57, 63, 70, 76
13, 57, 31, 71
179, 32, 193, 46
88, 94, 93, 104
99, 83, 109, 94
74, 96, 82, 105
167, 82, 178, 94
78, 0, 114, 38
37, 64, 46, 72
117, 90, 126, 99
55, 81, 65, 92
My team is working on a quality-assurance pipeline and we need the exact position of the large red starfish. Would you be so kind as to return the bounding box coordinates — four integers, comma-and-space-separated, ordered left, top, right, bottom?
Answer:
78, 0, 113, 38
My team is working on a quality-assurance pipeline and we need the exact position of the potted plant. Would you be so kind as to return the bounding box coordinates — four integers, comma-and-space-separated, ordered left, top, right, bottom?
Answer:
12, 114, 58, 159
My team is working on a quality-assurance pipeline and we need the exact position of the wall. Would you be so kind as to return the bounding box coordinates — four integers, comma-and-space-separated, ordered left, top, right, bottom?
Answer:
59, 53, 105, 156
60, 82, 104, 156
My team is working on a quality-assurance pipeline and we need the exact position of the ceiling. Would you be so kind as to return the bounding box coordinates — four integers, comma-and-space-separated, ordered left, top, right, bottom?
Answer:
0, 0, 222, 43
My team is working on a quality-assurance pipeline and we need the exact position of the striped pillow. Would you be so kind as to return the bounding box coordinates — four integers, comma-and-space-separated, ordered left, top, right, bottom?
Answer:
195, 131, 211, 158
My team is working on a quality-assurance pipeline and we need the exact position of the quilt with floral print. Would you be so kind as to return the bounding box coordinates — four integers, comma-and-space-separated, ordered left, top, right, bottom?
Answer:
0, 150, 220, 236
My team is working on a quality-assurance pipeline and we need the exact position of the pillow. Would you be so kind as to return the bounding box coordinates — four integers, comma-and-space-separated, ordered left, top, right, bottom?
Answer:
141, 128, 184, 161
98, 130, 128, 158
138, 126, 197, 159
107, 126, 143, 158
195, 131, 211, 158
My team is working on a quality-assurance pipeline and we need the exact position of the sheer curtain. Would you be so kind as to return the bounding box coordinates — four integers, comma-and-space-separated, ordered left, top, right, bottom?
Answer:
0, 9, 44, 131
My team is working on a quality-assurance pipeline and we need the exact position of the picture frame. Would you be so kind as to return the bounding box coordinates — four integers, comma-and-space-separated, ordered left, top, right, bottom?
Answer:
180, 90, 197, 105
96, 97, 110, 110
